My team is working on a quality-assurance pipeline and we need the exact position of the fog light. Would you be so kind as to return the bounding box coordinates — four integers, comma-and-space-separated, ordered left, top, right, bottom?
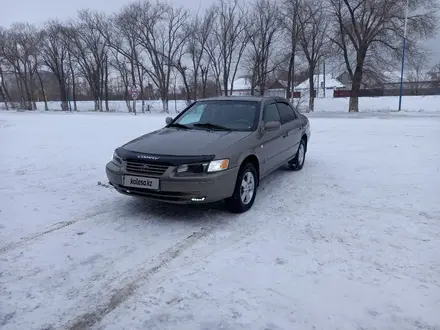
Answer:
191, 197, 206, 202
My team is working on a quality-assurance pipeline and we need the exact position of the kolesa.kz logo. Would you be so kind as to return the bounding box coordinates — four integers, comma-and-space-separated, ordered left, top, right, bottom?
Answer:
131, 178, 153, 186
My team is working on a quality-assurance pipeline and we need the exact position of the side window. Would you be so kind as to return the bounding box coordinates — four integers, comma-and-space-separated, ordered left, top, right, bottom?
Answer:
276, 102, 296, 124
262, 103, 281, 123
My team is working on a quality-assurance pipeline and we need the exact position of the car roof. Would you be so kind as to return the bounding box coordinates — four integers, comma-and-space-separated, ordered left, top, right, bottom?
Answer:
197, 96, 290, 103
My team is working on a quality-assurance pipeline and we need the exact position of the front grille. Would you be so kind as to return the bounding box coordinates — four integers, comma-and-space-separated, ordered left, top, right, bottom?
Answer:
125, 161, 169, 176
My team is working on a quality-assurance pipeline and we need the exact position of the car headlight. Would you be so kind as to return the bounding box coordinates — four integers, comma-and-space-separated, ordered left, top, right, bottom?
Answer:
207, 159, 229, 172
176, 163, 209, 175
175, 159, 229, 175
112, 150, 122, 164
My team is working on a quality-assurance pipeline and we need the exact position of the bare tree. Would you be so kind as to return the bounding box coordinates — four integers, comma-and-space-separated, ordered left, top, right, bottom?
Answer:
39, 21, 72, 110
428, 62, 440, 88
64, 10, 109, 111
329, 0, 438, 112
125, 1, 190, 113
0, 27, 12, 109
0, 23, 42, 110
406, 50, 430, 94
94, 9, 142, 113
67, 50, 79, 111
181, 11, 215, 101
246, 0, 281, 96
193, 12, 215, 100
298, 0, 329, 112
109, 48, 133, 112
204, 0, 250, 95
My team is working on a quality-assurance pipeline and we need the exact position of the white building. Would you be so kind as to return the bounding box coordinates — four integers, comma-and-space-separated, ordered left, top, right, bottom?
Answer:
295, 74, 345, 98
221, 77, 257, 96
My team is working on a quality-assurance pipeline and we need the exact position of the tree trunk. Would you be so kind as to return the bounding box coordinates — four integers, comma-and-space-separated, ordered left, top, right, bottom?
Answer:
200, 66, 209, 98
180, 71, 191, 104
140, 81, 145, 113
0, 86, 8, 110
35, 70, 49, 111
61, 79, 69, 110
125, 86, 132, 112
349, 66, 363, 112
99, 67, 104, 112
105, 61, 109, 111
15, 71, 27, 109
72, 75, 77, 111
193, 71, 198, 101
287, 53, 295, 101
308, 67, 315, 112
134, 60, 145, 113
27, 66, 37, 110
162, 98, 169, 113
68, 53, 77, 111
0, 68, 11, 109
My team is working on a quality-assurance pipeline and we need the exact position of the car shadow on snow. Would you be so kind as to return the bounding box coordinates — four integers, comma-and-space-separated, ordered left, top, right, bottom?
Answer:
112, 162, 314, 224
117, 197, 231, 225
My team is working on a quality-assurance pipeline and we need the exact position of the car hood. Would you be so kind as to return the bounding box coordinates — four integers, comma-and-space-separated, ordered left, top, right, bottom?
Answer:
121, 127, 252, 156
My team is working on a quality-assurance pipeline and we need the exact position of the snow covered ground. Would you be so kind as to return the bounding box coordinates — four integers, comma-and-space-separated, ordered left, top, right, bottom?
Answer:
0, 111, 439, 330
20, 100, 189, 113
3, 94, 439, 113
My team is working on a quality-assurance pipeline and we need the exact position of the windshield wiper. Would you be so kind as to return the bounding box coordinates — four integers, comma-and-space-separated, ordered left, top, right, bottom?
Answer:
167, 123, 190, 129
193, 122, 231, 131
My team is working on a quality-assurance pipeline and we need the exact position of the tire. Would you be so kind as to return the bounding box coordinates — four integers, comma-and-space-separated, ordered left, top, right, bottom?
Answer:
288, 138, 306, 171
226, 162, 258, 213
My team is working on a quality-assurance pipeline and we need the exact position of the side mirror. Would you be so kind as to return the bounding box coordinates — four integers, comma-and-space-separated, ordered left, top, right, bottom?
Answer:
165, 117, 173, 125
264, 120, 281, 131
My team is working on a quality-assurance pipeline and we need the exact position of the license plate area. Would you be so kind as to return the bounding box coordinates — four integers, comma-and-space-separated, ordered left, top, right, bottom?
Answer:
123, 175, 160, 190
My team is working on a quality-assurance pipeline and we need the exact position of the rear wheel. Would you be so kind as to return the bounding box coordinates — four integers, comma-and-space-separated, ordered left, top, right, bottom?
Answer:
226, 163, 258, 213
288, 138, 306, 171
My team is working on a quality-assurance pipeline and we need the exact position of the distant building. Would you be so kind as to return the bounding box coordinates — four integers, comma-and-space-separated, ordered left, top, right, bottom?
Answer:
295, 74, 345, 98
335, 71, 375, 89
221, 77, 255, 96
266, 80, 302, 98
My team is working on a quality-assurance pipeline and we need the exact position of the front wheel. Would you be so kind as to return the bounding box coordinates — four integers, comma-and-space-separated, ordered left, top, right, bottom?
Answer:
288, 138, 306, 171
226, 163, 258, 213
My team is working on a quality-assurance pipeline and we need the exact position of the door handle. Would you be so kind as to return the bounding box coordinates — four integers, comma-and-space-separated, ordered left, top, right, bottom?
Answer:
283, 132, 288, 138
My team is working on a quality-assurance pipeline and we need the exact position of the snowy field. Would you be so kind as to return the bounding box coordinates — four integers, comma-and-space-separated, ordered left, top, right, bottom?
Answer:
1, 111, 440, 330
3, 94, 439, 113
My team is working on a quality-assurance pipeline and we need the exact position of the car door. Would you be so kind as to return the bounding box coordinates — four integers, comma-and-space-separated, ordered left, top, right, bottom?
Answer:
259, 100, 285, 175
276, 101, 302, 160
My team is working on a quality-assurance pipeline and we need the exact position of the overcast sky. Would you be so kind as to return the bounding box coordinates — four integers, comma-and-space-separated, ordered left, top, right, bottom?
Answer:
1, 0, 439, 65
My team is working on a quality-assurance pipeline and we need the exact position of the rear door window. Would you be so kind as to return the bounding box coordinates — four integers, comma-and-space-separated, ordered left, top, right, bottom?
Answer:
276, 102, 296, 124
263, 102, 281, 123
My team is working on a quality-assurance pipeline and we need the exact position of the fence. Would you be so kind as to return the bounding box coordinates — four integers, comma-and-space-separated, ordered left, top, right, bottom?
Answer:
333, 88, 440, 98
286, 91, 302, 98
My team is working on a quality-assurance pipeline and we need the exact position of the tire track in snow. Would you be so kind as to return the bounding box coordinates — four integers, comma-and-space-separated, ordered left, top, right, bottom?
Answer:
65, 169, 304, 330
0, 209, 109, 254
0, 167, 295, 255
64, 227, 213, 330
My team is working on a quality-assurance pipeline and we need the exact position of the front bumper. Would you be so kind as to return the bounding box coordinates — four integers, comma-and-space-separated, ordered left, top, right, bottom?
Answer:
105, 161, 239, 204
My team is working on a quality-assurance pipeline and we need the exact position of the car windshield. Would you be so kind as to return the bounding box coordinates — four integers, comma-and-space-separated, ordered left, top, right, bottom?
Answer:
173, 100, 260, 131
